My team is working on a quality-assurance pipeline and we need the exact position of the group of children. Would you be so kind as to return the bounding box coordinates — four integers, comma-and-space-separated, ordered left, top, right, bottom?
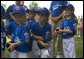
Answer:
1, 2, 77, 58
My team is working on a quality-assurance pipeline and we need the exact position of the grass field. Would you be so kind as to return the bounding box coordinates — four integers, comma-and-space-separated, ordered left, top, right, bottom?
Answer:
5, 36, 83, 58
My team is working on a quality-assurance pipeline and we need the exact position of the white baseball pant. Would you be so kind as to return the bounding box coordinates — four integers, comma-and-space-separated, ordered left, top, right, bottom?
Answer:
48, 40, 54, 58
41, 48, 50, 58
10, 50, 31, 58
63, 37, 76, 58
32, 40, 40, 58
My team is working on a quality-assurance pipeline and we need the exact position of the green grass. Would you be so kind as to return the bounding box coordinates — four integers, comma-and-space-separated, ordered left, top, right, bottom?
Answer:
5, 36, 83, 58
75, 37, 83, 58
5, 48, 10, 58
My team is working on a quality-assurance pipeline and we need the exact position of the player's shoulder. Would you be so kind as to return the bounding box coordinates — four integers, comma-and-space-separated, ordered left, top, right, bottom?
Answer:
8, 21, 16, 26
33, 21, 38, 25
69, 18, 76, 23
67, 18, 76, 25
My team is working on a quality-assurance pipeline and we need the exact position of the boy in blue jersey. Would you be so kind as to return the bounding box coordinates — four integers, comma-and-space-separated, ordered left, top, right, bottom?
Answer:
49, 1, 68, 58
31, 8, 52, 58
7, 6, 33, 58
1, 6, 6, 58
26, 9, 40, 58
54, 4, 77, 58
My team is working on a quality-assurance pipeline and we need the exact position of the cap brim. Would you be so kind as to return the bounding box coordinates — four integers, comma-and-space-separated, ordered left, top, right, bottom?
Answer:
12, 12, 25, 16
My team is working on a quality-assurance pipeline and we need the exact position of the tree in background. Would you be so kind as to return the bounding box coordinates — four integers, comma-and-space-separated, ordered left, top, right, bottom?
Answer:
29, 1, 40, 11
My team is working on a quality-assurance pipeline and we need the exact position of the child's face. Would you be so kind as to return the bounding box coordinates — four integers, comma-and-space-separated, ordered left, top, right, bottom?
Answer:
28, 12, 35, 20
13, 14, 25, 24
37, 13, 48, 23
64, 8, 74, 16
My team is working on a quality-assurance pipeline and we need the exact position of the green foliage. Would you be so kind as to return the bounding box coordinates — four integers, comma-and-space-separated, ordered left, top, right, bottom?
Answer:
29, 1, 40, 11
5, 48, 10, 58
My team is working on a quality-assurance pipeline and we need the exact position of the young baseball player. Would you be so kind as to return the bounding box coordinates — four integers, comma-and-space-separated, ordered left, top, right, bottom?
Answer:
6, 6, 33, 58
54, 4, 77, 58
26, 9, 40, 58
1, 6, 6, 58
31, 8, 52, 58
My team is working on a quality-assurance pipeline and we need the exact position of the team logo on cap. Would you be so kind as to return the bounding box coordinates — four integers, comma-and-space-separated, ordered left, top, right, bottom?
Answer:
15, 6, 19, 10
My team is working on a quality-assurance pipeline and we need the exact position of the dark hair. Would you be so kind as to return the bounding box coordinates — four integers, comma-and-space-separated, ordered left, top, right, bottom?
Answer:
63, 12, 76, 19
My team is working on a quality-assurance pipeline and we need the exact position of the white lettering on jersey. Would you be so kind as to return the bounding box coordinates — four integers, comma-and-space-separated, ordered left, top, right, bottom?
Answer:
52, 4, 62, 11
24, 33, 30, 42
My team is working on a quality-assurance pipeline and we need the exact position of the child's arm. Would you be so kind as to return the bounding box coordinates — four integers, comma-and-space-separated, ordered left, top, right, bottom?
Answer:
50, 11, 65, 22
32, 35, 50, 48
33, 35, 44, 41
8, 41, 23, 52
36, 40, 49, 48
58, 29, 74, 34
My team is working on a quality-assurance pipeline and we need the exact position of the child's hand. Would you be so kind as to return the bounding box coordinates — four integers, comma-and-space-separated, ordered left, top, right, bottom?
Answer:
57, 29, 63, 34
53, 31, 58, 36
8, 43, 16, 52
49, 16, 53, 20
43, 43, 49, 48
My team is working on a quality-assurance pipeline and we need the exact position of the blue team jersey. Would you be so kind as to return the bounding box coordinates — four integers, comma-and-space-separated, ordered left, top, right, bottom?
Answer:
32, 22, 52, 49
61, 18, 77, 38
6, 21, 19, 38
50, 1, 68, 17
13, 22, 33, 52
1, 23, 6, 51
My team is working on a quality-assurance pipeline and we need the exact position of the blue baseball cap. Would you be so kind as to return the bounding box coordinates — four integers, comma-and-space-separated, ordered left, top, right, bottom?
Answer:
29, 9, 36, 13
37, 7, 50, 17
63, 3, 75, 11
12, 6, 26, 15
